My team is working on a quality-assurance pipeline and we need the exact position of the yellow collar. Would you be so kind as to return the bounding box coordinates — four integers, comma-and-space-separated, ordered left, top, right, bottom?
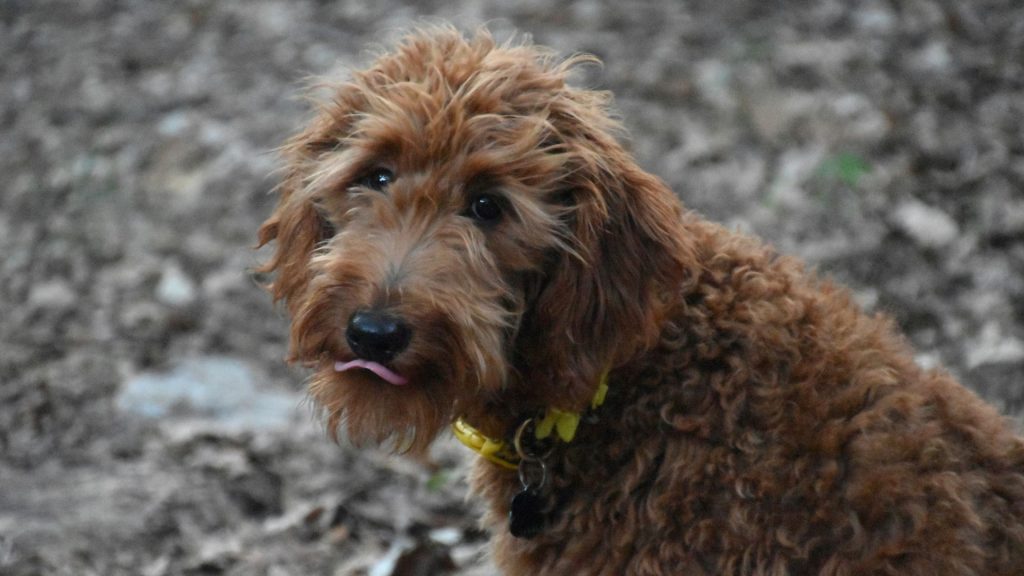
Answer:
451, 371, 610, 470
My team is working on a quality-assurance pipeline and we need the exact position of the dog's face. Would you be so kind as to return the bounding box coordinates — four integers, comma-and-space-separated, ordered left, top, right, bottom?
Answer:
259, 29, 690, 453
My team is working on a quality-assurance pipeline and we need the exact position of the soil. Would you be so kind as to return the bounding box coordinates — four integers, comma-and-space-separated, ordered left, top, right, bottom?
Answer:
2, 1, 1023, 575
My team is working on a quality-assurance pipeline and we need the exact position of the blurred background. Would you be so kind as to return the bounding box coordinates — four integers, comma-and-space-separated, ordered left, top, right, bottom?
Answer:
2, 1, 1022, 574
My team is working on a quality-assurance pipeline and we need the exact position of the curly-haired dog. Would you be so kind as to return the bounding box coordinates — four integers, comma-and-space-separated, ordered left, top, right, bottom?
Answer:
259, 27, 1024, 575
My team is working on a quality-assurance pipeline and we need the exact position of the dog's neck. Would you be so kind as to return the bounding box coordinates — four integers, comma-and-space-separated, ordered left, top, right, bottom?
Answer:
452, 370, 611, 469
452, 228, 703, 469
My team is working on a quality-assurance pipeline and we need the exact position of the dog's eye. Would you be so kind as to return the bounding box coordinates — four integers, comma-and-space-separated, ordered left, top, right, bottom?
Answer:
356, 168, 394, 192
467, 194, 503, 223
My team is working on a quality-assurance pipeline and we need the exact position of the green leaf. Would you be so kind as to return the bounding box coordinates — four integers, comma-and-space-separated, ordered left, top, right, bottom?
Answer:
426, 469, 450, 491
820, 152, 869, 187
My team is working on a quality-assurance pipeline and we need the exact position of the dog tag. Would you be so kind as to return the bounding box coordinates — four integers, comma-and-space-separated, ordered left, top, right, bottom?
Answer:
509, 488, 546, 539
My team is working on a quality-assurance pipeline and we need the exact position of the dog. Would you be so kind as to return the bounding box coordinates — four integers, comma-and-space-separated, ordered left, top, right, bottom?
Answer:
258, 27, 1024, 575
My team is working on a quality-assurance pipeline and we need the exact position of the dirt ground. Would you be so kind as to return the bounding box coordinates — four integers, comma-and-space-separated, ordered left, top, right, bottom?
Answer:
2, 1, 1023, 574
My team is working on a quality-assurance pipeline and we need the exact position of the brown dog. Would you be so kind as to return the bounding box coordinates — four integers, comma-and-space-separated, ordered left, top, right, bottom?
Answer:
258, 27, 1024, 575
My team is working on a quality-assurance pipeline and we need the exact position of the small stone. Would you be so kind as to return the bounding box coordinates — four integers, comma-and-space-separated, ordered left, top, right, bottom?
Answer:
966, 322, 1024, 370
119, 301, 169, 339
911, 41, 952, 73
116, 356, 299, 432
156, 262, 197, 308
191, 536, 241, 573
157, 111, 190, 137
27, 279, 77, 314
892, 200, 960, 248
694, 59, 736, 112
428, 526, 462, 546
855, 1, 896, 33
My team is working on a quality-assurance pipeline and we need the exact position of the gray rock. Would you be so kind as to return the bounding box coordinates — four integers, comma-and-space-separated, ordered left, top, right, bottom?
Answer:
27, 279, 77, 314
155, 261, 198, 308
966, 322, 1024, 370
892, 200, 960, 248
117, 356, 300, 433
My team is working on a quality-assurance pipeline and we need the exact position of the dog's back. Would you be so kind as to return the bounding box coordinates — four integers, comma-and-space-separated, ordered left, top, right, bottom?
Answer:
479, 220, 1024, 575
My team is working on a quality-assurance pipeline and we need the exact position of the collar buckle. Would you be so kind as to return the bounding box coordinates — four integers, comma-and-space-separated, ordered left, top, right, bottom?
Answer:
451, 370, 610, 468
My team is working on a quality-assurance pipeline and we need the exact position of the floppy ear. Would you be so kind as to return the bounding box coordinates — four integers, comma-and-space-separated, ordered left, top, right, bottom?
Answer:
515, 99, 695, 411
257, 197, 319, 313
256, 113, 344, 316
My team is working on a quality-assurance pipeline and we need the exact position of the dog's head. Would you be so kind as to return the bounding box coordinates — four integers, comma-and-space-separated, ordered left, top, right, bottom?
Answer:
258, 27, 692, 452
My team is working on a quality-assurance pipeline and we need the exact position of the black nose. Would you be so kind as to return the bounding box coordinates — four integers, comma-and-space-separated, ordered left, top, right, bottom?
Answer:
345, 310, 411, 364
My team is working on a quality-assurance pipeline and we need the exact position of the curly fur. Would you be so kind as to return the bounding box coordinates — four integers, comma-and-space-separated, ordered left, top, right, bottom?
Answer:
259, 26, 1024, 575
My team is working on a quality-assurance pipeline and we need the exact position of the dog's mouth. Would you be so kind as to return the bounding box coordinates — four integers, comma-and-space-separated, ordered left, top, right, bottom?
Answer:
334, 359, 409, 386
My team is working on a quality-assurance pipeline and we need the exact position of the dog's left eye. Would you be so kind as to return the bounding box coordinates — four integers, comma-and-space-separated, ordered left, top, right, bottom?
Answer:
467, 194, 503, 223
356, 168, 394, 192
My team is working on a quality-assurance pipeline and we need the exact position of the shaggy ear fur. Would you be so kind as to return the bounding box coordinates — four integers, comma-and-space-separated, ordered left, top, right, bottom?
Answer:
256, 191, 318, 314
516, 94, 695, 411
257, 113, 348, 319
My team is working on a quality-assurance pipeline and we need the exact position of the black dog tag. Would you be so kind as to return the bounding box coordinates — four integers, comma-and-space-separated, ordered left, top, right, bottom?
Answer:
509, 488, 546, 539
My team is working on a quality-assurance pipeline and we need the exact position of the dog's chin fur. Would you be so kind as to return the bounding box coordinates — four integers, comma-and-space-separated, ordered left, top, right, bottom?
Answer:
308, 367, 448, 454
296, 270, 513, 454
259, 25, 1024, 576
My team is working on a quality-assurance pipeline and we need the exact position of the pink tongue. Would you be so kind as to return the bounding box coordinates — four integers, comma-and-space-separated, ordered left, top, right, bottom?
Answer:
334, 359, 409, 386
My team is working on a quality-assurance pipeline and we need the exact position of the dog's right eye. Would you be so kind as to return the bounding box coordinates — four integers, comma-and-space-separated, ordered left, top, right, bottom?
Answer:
467, 194, 503, 223
356, 168, 394, 192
